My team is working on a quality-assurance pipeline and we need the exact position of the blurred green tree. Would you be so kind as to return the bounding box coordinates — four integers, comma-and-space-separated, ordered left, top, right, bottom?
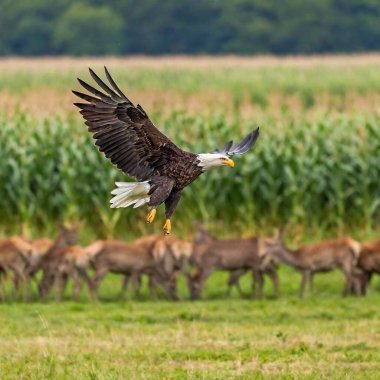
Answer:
53, 3, 124, 55
0, 0, 379, 55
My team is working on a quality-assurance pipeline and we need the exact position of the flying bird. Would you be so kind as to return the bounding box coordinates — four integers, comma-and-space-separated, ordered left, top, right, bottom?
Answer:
73, 67, 259, 235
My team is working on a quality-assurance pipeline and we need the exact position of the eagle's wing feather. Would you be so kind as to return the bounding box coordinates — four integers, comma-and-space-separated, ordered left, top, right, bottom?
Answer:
213, 128, 259, 156
73, 67, 183, 181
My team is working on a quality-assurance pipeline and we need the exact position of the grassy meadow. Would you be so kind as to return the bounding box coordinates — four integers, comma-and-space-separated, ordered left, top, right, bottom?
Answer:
1, 55, 380, 379
1, 268, 380, 379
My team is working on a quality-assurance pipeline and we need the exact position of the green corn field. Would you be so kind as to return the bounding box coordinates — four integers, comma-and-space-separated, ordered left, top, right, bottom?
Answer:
0, 57, 380, 241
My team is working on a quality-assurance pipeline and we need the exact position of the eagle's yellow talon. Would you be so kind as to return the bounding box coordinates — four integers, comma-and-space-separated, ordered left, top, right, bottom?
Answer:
146, 209, 156, 224
163, 219, 171, 235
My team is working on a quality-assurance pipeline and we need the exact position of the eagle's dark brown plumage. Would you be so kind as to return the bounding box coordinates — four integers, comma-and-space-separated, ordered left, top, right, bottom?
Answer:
73, 67, 259, 234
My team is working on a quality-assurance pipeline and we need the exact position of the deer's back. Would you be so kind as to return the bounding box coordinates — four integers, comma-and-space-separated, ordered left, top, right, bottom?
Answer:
196, 238, 259, 269
95, 241, 153, 273
0, 239, 29, 265
296, 237, 359, 269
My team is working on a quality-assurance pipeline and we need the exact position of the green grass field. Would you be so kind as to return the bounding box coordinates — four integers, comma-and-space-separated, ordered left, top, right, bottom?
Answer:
1, 269, 380, 379
1, 56, 380, 379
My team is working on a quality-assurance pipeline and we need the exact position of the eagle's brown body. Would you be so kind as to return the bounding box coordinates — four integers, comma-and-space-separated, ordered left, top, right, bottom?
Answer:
73, 67, 259, 234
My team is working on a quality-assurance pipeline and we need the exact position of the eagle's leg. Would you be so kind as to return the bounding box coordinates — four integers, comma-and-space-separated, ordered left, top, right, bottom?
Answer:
147, 177, 175, 230
163, 191, 182, 235
146, 208, 156, 224
163, 219, 171, 235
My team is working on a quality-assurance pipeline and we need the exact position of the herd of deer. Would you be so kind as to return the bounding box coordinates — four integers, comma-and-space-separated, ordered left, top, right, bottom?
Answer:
0, 222, 379, 301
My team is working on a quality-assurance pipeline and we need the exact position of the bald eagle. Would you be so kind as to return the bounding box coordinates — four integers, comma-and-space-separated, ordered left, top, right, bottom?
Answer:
73, 68, 259, 235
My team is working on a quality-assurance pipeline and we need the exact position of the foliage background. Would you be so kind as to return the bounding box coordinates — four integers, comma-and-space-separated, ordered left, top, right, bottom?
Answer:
0, 0, 380, 56
0, 57, 379, 241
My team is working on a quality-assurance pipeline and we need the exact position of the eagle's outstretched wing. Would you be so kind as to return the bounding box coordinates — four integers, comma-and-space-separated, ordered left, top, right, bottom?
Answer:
213, 128, 259, 156
73, 67, 183, 181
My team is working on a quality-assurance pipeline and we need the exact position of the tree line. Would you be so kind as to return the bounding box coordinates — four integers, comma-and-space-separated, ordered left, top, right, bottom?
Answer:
0, 0, 379, 56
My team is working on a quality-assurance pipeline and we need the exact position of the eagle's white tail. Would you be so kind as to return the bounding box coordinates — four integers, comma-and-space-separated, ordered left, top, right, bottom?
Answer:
110, 181, 150, 208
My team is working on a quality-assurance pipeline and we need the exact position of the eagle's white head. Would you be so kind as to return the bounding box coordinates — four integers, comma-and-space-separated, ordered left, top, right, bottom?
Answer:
196, 153, 235, 171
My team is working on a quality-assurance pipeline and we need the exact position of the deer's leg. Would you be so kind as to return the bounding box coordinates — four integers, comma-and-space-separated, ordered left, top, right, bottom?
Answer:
363, 272, 373, 295
299, 271, 310, 298
120, 274, 130, 300
226, 271, 235, 297
341, 266, 353, 297
227, 270, 246, 297
0, 271, 6, 302
12, 267, 28, 302
252, 269, 264, 298
54, 272, 67, 302
199, 268, 214, 298
12, 273, 21, 300
72, 270, 82, 301
164, 273, 179, 301
235, 279, 245, 298
39, 270, 54, 300
148, 274, 159, 299
53, 273, 61, 302
350, 274, 359, 296
91, 268, 108, 302
362, 273, 371, 295
131, 272, 142, 297
78, 269, 93, 300
268, 269, 280, 297
23, 269, 33, 302
190, 267, 214, 300
309, 272, 314, 293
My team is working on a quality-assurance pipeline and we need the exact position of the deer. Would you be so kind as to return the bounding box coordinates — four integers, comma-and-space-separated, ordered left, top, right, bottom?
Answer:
89, 239, 168, 301
23, 238, 53, 282
193, 223, 249, 296
50, 242, 101, 301
38, 223, 80, 300
351, 241, 380, 296
191, 224, 280, 298
52, 238, 148, 301
265, 231, 361, 297
187, 231, 280, 301
0, 237, 35, 300
90, 235, 193, 301
148, 235, 193, 300
118, 235, 161, 298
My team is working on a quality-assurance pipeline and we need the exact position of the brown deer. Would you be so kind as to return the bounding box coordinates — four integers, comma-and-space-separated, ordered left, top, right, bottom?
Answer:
0, 237, 35, 300
89, 239, 164, 301
148, 235, 193, 300
351, 241, 380, 296
118, 235, 161, 298
24, 238, 53, 280
191, 224, 279, 298
193, 223, 249, 296
187, 233, 280, 300
50, 242, 100, 301
266, 232, 361, 297
38, 223, 80, 299
89, 235, 191, 301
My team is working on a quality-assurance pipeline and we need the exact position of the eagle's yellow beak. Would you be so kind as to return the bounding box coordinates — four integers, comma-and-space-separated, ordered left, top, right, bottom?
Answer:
223, 158, 235, 167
